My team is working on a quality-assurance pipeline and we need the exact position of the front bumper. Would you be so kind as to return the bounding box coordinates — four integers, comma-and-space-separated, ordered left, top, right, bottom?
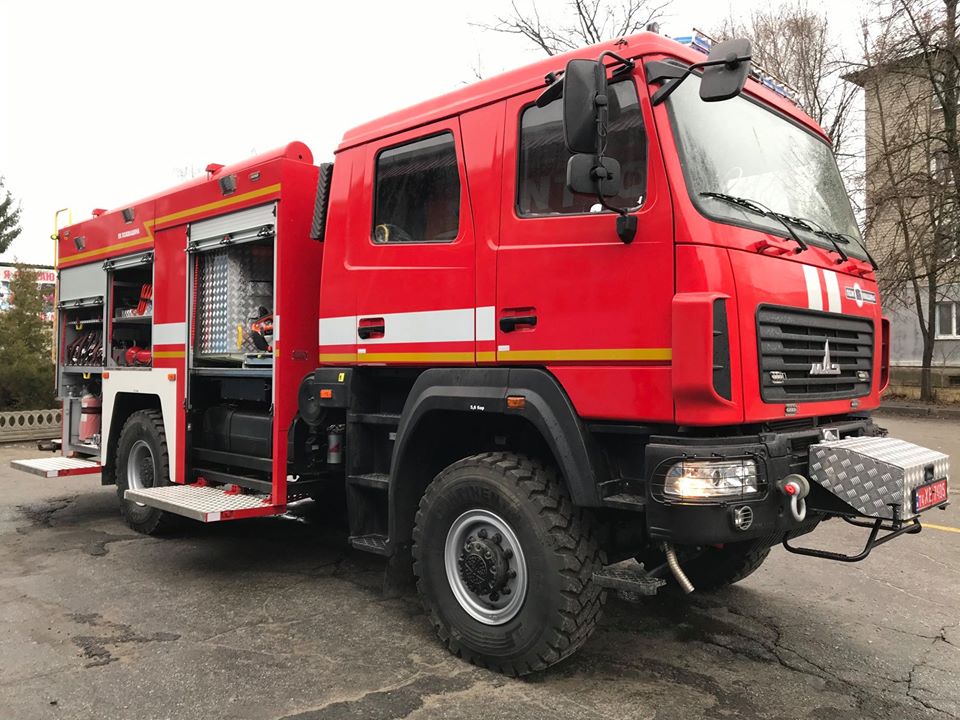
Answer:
642, 417, 949, 546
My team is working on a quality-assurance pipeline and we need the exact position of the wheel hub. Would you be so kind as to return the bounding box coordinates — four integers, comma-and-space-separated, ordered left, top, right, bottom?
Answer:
458, 537, 508, 596
444, 509, 528, 626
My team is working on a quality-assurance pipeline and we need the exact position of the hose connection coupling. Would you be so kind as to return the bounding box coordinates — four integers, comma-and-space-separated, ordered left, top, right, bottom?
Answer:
777, 473, 810, 523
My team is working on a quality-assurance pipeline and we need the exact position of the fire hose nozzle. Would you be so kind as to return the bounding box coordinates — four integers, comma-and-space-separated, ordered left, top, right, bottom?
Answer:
778, 474, 810, 522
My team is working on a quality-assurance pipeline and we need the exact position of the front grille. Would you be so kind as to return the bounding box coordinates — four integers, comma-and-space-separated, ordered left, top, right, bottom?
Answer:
757, 305, 874, 402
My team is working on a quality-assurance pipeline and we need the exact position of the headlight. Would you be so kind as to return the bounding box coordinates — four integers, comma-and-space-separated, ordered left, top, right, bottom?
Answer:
664, 459, 760, 501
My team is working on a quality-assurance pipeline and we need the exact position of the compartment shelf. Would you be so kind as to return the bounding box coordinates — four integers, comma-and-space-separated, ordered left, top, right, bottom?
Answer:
62, 366, 104, 374
112, 315, 152, 324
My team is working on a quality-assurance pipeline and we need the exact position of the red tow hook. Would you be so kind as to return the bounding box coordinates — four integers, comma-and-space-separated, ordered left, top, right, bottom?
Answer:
777, 474, 811, 522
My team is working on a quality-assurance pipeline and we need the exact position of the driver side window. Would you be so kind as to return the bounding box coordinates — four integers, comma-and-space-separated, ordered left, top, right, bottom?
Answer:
517, 79, 647, 216
373, 132, 460, 243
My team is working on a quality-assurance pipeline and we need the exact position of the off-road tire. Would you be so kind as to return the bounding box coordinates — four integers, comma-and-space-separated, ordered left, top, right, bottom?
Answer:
642, 540, 771, 592
412, 452, 606, 676
115, 409, 179, 535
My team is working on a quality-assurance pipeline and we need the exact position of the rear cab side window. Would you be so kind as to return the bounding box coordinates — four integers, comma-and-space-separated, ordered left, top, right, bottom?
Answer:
373, 132, 460, 243
517, 79, 647, 216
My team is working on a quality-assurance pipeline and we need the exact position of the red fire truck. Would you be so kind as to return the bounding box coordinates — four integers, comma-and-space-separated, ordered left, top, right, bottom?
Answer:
13, 31, 950, 675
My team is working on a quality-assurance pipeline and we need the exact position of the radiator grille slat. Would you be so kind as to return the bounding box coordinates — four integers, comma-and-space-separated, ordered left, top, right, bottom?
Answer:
757, 306, 874, 402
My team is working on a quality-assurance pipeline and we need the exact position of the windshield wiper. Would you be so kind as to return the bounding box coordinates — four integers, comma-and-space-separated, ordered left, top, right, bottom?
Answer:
700, 192, 808, 253
820, 229, 878, 271
773, 212, 879, 271
776, 214, 849, 263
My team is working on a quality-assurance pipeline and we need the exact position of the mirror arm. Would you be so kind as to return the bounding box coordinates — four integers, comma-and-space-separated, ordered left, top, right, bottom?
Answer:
651, 54, 751, 106
597, 51, 636, 73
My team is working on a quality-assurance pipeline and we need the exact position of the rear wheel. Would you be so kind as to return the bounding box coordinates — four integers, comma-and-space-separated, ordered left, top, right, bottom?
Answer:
640, 540, 771, 592
412, 452, 605, 676
115, 409, 178, 535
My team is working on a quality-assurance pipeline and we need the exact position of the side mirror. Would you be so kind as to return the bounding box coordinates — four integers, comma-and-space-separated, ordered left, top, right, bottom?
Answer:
566, 154, 622, 197
700, 38, 752, 102
562, 59, 608, 154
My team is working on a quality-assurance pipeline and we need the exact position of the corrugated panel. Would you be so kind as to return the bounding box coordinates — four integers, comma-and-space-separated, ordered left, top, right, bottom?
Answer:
189, 203, 277, 246
59, 263, 106, 302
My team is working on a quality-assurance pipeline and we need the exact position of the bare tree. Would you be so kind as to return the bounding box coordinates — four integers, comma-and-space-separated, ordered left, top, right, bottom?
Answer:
714, 2, 860, 171
854, 0, 960, 400
474, 0, 671, 56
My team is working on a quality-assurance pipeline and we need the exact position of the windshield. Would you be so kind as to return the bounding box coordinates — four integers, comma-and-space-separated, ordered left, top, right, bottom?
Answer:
667, 76, 867, 260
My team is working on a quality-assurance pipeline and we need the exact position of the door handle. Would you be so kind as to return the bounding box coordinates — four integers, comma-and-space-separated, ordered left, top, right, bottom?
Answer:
358, 317, 385, 340
499, 314, 537, 333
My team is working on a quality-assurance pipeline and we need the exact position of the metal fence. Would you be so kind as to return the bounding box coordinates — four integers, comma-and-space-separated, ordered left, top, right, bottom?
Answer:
0, 409, 61, 442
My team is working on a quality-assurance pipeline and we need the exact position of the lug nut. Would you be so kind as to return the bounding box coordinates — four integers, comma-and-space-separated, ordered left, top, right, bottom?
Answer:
504, 549, 513, 559
502, 587, 511, 595
478, 529, 488, 539
508, 569, 516, 579
493, 533, 502, 544
489, 591, 500, 601
467, 535, 475, 543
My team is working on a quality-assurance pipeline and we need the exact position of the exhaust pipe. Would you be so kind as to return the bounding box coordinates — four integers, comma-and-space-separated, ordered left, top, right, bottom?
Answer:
663, 543, 694, 594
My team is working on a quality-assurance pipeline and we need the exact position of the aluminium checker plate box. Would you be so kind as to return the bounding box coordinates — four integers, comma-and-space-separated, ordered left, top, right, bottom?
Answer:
809, 436, 949, 520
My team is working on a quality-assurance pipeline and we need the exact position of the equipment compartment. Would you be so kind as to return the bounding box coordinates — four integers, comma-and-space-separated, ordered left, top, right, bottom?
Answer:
189, 204, 276, 370
106, 253, 153, 368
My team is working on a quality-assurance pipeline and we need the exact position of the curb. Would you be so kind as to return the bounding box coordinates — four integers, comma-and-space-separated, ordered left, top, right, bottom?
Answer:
876, 403, 960, 421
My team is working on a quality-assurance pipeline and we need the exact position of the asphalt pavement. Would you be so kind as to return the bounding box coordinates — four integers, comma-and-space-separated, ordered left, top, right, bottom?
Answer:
0, 415, 958, 720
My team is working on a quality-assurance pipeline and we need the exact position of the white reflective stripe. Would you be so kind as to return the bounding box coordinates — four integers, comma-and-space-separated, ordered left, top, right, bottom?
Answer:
154, 322, 186, 345
364, 307, 475, 345
801, 265, 823, 311
475, 306, 495, 342
823, 270, 842, 313
273, 314, 279, 343
320, 306, 496, 345
319, 316, 357, 346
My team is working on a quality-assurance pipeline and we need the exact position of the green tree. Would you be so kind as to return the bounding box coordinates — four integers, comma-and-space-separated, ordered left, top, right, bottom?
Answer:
0, 265, 56, 410
0, 177, 22, 254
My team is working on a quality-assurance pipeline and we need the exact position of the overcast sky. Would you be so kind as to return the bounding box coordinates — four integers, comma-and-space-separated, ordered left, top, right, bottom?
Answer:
0, 0, 867, 266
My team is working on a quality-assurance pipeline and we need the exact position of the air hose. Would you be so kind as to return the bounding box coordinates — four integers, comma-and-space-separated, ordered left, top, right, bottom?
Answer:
663, 543, 695, 594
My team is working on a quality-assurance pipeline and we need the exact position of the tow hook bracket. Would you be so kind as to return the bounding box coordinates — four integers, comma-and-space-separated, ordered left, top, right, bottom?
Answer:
593, 561, 666, 600
781, 516, 922, 563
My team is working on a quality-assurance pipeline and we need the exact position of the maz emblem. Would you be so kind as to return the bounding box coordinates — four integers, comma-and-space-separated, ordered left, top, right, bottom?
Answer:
810, 340, 841, 376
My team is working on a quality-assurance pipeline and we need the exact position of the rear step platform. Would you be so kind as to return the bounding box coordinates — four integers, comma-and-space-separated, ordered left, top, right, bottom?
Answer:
124, 484, 284, 522
11, 456, 101, 478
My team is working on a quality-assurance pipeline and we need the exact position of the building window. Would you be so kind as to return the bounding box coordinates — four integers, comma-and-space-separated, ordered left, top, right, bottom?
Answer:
373, 132, 460, 243
936, 301, 960, 339
517, 79, 647, 216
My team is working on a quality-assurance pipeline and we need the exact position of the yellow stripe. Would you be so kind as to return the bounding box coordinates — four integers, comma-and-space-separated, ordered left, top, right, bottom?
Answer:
59, 183, 282, 264
360, 351, 475, 363
499, 348, 672, 362
153, 183, 281, 226
319, 352, 357, 363
923, 522, 960, 534
153, 350, 186, 359
61, 236, 154, 264
477, 351, 496, 362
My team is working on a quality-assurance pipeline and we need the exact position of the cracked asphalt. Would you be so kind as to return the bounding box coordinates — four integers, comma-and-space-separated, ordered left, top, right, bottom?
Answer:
0, 414, 958, 720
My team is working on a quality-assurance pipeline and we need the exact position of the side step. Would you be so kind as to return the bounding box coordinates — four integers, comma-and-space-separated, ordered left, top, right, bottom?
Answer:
11, 456, 101, 478
593, 560, 666, 599
349, 533, 390, 555
124, 484, 284, 522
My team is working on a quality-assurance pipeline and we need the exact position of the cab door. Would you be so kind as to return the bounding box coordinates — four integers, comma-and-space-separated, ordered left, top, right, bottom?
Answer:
496, 72, 675, 420
346, 120, 476, 365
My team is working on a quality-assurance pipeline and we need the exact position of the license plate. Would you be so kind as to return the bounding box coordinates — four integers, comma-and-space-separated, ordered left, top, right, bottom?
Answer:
914, 478, 948, 513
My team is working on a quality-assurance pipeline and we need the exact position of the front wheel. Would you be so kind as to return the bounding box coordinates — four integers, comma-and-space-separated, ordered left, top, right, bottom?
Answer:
412, 452, 606, 676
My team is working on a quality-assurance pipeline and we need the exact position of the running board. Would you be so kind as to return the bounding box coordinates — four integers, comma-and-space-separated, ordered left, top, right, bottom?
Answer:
124, 484, 284, 522
11, 456, 101, 478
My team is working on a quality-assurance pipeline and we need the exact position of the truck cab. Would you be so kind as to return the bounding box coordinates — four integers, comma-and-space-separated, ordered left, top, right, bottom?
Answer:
14, 30, 948, 678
